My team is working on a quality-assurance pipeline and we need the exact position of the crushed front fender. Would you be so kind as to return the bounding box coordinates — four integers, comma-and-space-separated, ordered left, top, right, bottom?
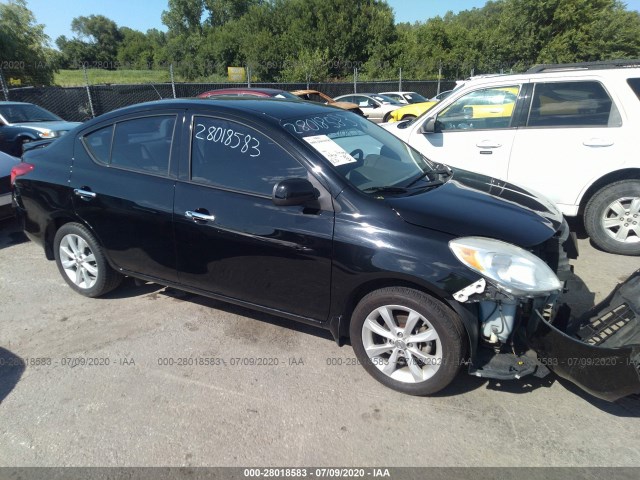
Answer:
527, 269, 640, 402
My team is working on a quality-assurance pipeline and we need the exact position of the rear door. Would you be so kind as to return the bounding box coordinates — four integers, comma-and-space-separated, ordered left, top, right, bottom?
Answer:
173, 113, 334, 321
509, 79, 627, 215
71, 112, 181, 282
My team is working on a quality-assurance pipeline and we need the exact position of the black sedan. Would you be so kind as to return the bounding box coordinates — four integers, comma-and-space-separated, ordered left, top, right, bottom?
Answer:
0, 101, 81, 156
11, 98, 640, 400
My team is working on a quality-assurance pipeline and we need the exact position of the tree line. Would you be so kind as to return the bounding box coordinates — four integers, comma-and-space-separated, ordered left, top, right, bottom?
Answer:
2, 0, 640, 86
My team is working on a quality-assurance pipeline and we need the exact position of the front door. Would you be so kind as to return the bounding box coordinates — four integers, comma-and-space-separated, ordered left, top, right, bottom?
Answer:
173, 114, 334, 321
410, 85, 522, 180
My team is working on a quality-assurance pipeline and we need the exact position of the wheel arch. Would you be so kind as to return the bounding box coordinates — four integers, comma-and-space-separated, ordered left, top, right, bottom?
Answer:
578, 168, 640, 216
330, 277, 477, 359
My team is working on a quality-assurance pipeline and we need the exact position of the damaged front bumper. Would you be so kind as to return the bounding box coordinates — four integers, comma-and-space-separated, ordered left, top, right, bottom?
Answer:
527, 269, 640, 402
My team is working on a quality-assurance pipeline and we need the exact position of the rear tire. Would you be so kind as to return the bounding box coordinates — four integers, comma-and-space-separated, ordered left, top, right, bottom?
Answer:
350, 287, 465, 395
382, 112, 393, 123
54, 223, 123, 297
584, 180, 640, 255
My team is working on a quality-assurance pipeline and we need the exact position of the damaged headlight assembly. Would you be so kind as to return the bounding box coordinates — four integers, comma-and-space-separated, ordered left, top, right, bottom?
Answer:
449, 237, 562, 344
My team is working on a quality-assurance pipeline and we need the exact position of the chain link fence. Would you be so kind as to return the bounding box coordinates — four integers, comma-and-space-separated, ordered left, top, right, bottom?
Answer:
1, 67, 456, 122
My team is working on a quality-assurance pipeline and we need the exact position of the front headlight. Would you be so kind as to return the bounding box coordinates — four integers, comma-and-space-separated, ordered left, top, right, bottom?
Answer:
38, 130, 57, 138
449, 237, 561, 296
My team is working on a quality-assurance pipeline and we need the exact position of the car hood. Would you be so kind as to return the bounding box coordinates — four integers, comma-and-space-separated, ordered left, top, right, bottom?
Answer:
385, 168, 563, 247
10, 121, 82, 131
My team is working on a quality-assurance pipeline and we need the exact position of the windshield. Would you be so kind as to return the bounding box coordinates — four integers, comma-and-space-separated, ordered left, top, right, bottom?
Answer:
405, 93, 428, 103
0, 104, 61, 123
371, 94, 403, 105
281, 111, 446, 194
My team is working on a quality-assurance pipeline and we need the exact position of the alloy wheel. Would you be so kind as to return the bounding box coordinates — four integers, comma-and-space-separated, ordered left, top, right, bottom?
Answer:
361, 305, 442, 383
58, 233, 99, 289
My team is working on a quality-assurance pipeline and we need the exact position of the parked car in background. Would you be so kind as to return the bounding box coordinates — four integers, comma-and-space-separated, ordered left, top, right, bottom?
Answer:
0, 150, 20, 220
386, 101, 438, 123
0, 102, 81, 156
197, 87, 299, 100
290, 90, 364, 116
380, 91, 429, 104
12, 98, 640, 402
385, 61, 640, 255
334, 93, 403, 123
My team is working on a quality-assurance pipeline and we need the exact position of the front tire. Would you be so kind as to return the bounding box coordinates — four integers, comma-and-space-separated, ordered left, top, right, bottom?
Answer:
584, 180, 640, 255
401, 114, 417, 121
350, 287, 465, 395
54, 223, 123, 297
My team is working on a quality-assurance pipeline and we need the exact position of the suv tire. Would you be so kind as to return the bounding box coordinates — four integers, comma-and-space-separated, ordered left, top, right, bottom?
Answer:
584, 180, 640, 255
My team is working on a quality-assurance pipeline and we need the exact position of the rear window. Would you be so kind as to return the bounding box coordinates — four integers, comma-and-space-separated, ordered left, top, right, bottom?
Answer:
627, 78, 640, 100
82, 115, 176, 174
527, 81, 621, 128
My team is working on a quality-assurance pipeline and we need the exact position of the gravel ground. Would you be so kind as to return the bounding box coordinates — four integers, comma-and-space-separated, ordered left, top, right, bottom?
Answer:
0, 215, 639, 467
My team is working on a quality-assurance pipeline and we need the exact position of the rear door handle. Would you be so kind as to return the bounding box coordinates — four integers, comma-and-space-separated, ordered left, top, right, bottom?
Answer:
583, 138, 614, 147
74, 188, 96, 200
476, 141, 502, 149
186, 210, 216, 223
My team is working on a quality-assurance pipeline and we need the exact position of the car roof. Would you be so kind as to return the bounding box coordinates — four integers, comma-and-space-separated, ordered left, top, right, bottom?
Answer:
455, 66, 640, 90
81, 98, 345, 126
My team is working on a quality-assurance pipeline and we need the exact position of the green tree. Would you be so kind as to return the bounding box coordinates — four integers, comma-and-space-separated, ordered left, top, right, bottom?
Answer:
0, 0, 55, 85
280, 48, 330, 82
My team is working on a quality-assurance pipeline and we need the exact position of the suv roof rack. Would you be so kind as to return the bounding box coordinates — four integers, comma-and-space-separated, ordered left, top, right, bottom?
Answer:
527, 59, 640, 73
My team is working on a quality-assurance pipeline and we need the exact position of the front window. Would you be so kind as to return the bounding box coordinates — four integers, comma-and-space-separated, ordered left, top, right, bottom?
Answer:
281, 111, 446, 194
191, 116, 307, 195
0, 104, 61, 124
436, 86, 519, 131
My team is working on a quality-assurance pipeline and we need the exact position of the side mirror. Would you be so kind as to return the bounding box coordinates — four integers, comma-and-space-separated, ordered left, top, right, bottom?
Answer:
420, 118, 438, 134
272, 178, 318, 206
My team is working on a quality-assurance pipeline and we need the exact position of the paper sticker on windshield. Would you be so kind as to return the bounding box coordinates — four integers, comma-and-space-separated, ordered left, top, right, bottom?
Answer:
303, 135, 357, 167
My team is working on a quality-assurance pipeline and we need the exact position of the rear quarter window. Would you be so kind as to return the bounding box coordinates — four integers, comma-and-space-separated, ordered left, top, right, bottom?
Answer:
82, 125, 113, 164
627, 78, 640, 100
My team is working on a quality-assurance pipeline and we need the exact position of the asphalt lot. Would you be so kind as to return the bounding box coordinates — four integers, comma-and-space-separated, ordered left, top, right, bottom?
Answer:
0, 215, 639, 467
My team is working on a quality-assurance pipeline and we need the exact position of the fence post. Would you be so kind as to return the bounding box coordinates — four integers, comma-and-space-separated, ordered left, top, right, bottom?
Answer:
306, 73, 310, 90
247, 65, 252, 88
170, 63, 177, 99
82, 65, 96, 118
353, 68, 358, 93
0, 68, 9, 101
437, 62, 442, 95
399, 68, 402, 92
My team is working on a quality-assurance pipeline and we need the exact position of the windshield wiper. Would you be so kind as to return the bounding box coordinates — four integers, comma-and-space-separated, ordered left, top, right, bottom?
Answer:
362, 186, 409, 195
405, 164, 451, 188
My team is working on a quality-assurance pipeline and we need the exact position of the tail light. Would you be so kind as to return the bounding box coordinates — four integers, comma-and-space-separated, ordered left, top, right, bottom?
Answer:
10, 163, 34, 187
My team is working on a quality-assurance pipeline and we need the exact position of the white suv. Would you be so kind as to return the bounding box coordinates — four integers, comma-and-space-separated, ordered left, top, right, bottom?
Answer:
384, 61, 640, 255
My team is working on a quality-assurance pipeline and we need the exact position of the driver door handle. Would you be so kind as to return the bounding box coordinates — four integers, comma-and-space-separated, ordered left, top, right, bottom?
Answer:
74, 188, 97, 200
186, 210, 216, 223
476, 141, 502, 149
